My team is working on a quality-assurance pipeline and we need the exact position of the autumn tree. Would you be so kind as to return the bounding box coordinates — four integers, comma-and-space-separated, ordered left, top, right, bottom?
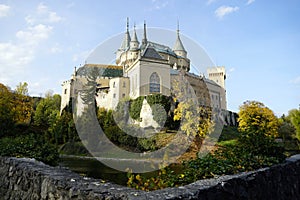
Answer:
0, 83, 15, 136
238, 101, 279, 137
13, 82, 33, 124
287, 108, 300, 141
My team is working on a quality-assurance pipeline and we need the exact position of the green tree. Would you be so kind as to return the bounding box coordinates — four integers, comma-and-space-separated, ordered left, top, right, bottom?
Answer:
34, 94, 61, 127
13, 82, 33, 124
0, 83, 15, 136
15, 82, 29, 95
288, 108, 300, 141
238, 101, 279, 137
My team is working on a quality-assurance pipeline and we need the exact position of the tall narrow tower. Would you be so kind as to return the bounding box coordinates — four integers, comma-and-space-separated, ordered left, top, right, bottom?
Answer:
207, 66, 226, 89
173, 22, 187, 58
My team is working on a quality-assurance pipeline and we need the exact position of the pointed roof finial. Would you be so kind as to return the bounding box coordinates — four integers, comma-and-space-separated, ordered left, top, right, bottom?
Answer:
173, 20, 187, 55
126, 17, 129, 32
119, 17, 131, 50
142, 20, 148, 48
131, 22, 139, 43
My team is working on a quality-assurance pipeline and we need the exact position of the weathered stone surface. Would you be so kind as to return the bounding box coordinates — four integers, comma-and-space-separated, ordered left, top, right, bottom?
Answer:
0, 155, 300, 199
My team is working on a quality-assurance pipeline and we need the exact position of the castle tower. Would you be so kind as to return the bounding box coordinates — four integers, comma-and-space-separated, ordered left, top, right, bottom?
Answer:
130, 24, 139, 50
207, 66, 226, 89
173, 22, 187, 58
119, 17, 131, 51
116, 18, 131, 65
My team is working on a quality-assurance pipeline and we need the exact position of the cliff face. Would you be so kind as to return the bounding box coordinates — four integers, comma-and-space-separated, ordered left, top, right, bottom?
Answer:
0, 155, 300, 200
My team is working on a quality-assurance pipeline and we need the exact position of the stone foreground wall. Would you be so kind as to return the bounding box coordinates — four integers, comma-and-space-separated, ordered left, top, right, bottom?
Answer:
0, 155, 300, 200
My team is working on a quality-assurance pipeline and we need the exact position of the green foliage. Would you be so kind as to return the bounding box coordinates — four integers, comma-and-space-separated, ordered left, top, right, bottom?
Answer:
137, 137, 157, 151
288, 108, 300, 141
129, 96, 144, 120
238, 101, 279, 137
0, 83, 15, 137
34, 94, 61, 126
15, 82, 29, 95
59, 141, 90, 156
218, 126, 240, 142
129, 94, 171, 122
47, 110, 79, 145
0, 134, 59, 166
128, 129, 285, 191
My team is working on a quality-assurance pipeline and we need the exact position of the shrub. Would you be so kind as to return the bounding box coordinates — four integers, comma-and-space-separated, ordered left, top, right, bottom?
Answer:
0, 134, 59, 166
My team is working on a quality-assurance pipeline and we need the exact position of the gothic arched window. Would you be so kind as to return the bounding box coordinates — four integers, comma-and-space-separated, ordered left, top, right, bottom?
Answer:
149, 72, 160, 93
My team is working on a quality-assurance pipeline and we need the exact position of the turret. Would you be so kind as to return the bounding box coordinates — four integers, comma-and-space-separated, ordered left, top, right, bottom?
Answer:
173, 22, 187, 58
119, 17, 131, 51
130, 24, 139, 50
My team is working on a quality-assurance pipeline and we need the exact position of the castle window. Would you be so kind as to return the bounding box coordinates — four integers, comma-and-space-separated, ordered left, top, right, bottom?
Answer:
122, 93, 125, 98
64, 89, 67, 94
123, 81, 126, 87
113, 93, 116, 98
113, 82, 116, 88
149, 72, 160, 93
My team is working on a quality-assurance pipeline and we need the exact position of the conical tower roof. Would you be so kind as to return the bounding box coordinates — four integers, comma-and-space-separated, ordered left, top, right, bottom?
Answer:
130, 24, 139, 50
119, 18, 131, 50
173, 29, 186, 52
131, 25, 138, 42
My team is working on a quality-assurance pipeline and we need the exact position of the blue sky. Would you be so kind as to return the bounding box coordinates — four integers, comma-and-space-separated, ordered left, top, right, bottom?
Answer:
0, 0, 299, 115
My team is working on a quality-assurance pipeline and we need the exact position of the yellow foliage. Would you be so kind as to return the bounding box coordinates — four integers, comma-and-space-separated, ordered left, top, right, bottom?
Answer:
238, 101, 279, 137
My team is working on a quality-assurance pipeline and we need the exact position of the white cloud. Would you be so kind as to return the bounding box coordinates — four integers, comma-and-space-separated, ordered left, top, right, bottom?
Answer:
215, 6, 239, 19
0, 4, 10, 18
207, 0, 217, 5
16, 24, 53, 45
25, 3, 63, 25
0, 24, 53, 84
246, 0, 255, 5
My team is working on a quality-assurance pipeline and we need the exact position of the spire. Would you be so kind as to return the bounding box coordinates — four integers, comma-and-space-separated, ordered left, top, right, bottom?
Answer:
173, 21, 187, 59
119, 17, 131, 51
130, 23, 139, 50
131, 23, 138, 42
142, 20, 147, 46
173, 21, 186, 52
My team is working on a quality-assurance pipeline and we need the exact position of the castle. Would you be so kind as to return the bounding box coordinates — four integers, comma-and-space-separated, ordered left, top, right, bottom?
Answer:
61, 19, 227, 115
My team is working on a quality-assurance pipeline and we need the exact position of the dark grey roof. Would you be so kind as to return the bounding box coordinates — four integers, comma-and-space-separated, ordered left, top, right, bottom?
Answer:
147, 41, 177, 57
142, 46, 164, 60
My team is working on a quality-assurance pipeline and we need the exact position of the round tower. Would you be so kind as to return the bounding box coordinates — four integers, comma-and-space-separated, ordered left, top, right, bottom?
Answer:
173, 24, 187, 58
130, 24, 139, 50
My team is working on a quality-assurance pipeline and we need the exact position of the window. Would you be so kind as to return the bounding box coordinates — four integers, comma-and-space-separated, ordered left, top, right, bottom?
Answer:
149, 72, 160, 93
113, 93, 116, 98
123, 81, 126, 87
64, 89, 67, 94
122, 93, 125, 98
113, 82, 116, 88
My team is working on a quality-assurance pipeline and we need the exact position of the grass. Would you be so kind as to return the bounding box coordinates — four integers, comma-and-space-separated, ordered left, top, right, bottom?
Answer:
217, 139, 238, 147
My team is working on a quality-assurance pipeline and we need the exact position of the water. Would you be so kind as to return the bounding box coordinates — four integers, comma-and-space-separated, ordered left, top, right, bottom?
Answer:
59, 155, 183, 186
59, 156, 129, 185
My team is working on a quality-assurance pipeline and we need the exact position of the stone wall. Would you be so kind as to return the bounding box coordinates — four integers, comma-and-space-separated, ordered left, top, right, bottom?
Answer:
0, 155, 300, 200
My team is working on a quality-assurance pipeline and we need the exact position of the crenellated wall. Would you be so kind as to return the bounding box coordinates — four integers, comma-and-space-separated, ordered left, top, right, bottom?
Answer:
0, 155, 300, 200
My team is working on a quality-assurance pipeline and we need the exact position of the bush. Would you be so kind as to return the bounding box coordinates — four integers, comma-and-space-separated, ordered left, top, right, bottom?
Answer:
0, 134, 59, 166
127, 129, 286, 191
